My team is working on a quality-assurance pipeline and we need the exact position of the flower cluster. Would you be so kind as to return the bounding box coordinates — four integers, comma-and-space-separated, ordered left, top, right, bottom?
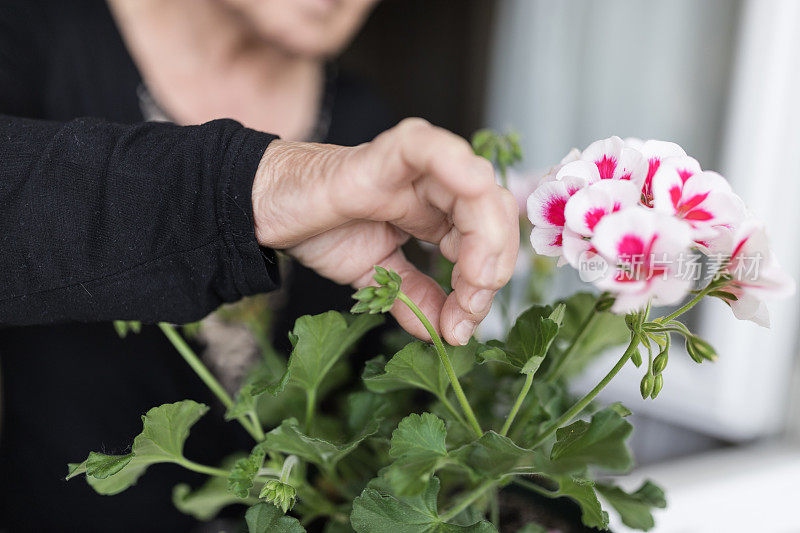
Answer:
527, 136, 794, 325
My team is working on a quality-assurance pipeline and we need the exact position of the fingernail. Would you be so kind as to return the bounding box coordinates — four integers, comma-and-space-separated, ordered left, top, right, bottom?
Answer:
469, 289, 493, 313
453, 320, 475, 346
480, 256, 498, 286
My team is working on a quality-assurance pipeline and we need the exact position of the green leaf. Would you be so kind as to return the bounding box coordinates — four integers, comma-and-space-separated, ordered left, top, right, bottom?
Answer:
226, 355, 286, 421
346, 391, 390, 436
351, 477, 496, 533
262, 418, 378, 474
546, 476, 609, 529
83, 452, 134, 478
550, 406, 633, 474
385, 413, 449, 495
66, 400, 208, 495
246, 502, 306, 533
450, 432, 532, 479
596, 480, 666, 531
229, 442, 269, 498
390, 413, 448, 458
275, 312, 383, 396
479, 305, 564, 375
363, 340, 477, 398
518, 382, 570, 446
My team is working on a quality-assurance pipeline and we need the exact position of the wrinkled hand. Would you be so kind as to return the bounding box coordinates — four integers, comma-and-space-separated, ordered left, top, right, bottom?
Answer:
252, 118, 519, 345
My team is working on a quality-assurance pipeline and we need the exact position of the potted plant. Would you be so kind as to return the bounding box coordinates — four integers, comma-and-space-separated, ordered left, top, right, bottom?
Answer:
67, 132, 794, 532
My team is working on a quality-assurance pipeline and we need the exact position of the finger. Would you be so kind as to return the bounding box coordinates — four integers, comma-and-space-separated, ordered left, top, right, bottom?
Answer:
353, 247, 447, 342
439, 189, 519, 343
376, 118, 496, 197
439, 226, 460, 262
452, 185, 519, 289
439, 286, 495, 346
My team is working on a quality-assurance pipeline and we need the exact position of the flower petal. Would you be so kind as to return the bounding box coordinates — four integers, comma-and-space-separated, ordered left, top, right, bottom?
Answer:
527, 177, 585, 227
564, 180, 640, 236
530, 226, 565, 257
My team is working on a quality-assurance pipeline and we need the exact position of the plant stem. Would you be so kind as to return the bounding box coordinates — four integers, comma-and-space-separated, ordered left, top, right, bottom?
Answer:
280, 455, 298, 483
177, 458, 231, 478
512, 478, 556, 497
489, 490, 500, 528
397, 292, 483, 438
439, 479, 500, 522
528, 334, 640, 448
305, 388, 316, 434
439, 395, 469, 428
247, 412, 266, 441
660, 283, 716, 323
158, 322, 263, 442
546, 305, 599, 382
500, 372, 534, 436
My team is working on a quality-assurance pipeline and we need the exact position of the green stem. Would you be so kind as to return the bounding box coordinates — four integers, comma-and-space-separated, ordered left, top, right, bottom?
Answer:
439, 395, 469, 428
439, 479, 500, 522
660, 283, 716, 323
305, 388, 316, 434
528, 334, 640, 449
546, 305, 599, 382
158, 322, 263, 442
512, 478, 556, 497
247, 412, 266, 441
500, 372, 534, 436
397, 292, 483, 438
489, 490, 500, 528
280, 455, 298, 483
177, 458, 231, 478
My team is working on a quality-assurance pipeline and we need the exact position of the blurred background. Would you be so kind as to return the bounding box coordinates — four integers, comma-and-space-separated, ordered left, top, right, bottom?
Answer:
344, 0, 800, 531
3, 0, 797, 531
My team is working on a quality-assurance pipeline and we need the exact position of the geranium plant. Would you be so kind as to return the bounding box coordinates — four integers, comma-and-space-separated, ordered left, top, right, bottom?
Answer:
67, 133, 793, 532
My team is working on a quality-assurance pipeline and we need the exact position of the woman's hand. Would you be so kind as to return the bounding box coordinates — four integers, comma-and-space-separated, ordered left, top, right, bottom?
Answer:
252, 118, 519, 345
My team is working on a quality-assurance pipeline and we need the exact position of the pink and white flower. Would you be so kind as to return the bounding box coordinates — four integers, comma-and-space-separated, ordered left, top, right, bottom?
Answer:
591, 207, 693, 313
707, 219, 795, 327
652, 161, 745, 242
625, 138, 687, 205
561, 180, 641, 267
527, 176, 586, 259
525, 135, 794, 319
580, 136, 648, 186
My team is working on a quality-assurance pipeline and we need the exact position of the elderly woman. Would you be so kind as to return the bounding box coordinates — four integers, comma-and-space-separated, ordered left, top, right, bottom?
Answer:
0, 0, 518, 529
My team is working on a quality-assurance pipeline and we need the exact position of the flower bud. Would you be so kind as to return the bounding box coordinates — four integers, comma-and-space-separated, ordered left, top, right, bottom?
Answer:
640, 373, 654, 399
595, 294, 615, 312
685, 335, 718, 363
653, 350, 668, 375
630, 345, 643, 368
351, 266, 402, 314
651, 374, 664, 399
259, 479, 297, 514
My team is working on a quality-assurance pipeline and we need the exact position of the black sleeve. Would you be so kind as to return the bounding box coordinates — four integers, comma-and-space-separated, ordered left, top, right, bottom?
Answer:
0, 0, 44, 118
0, 115, 281, 325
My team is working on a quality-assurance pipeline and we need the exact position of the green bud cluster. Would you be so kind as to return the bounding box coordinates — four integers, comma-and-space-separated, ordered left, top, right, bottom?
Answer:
351, 266, 402, 314
685, 335, 718, 363
471, 129, 522, 178
259, 479, 297, 514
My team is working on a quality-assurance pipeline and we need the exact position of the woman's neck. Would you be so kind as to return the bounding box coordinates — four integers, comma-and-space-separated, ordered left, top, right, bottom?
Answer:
107, 0, 325, 141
